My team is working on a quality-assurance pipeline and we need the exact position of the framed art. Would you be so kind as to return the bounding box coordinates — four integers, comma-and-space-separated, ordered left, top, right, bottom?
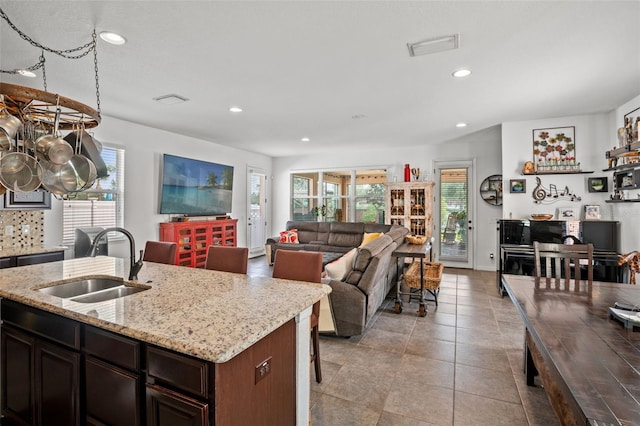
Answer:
532, 126, 576, 164
588, 177, 608, 193
584, 205, 601, 220
557, 207, 577, 219
0, 189, 51, 210
509, 179, 526, 193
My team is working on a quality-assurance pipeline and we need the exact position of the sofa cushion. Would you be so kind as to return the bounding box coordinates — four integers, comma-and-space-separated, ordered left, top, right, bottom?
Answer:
279, 229, 299, 243
344, 234, 393, 285
328, 222, 365, 247
324, 248, 357, 280
359, 232, 383, 247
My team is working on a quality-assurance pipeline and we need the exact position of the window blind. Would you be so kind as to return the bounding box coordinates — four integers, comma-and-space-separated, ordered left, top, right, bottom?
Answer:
62, 145, 125, 245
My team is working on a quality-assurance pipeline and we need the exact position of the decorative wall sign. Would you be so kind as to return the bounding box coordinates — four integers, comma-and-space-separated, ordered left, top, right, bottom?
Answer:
0, 189, 51, 210
532, 126, 577, 171
532, 177, 582, 204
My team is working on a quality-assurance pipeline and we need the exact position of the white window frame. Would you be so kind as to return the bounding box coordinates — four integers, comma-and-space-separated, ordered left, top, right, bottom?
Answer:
62, 144, 125, 245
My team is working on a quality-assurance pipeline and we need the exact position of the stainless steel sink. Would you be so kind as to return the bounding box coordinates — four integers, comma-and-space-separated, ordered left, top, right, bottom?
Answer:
70, 285, 147, 303
38, 278, 124, 298
37, 278, 149, 303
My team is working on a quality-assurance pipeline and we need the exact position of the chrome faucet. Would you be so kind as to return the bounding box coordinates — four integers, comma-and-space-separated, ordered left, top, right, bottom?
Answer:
88, 227, 144, 281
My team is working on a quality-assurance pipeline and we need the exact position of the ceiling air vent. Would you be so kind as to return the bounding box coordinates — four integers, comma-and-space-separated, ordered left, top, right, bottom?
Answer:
407, 34, 459, 57
153, 94, 189, 105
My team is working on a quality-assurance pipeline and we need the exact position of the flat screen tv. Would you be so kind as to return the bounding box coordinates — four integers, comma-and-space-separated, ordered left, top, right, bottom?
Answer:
160, 154, 234, 216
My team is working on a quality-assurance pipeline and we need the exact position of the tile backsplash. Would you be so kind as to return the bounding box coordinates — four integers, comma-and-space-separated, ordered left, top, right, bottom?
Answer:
0, 210, 45, 250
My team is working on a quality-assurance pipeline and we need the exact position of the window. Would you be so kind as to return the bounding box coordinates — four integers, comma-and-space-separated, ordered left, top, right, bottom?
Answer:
290, 169, 386, 222
62, 145, 124, 244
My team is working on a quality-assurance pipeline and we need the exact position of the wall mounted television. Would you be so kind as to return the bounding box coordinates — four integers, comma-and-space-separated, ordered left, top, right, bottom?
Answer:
159, 154, 234, 216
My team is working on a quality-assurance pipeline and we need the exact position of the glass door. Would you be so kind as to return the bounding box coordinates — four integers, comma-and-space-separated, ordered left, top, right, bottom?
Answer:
435, 161, 474, 268
247, 168, 267, 258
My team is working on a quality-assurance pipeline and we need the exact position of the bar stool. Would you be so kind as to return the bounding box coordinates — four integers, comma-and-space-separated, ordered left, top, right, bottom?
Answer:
272, 250, 323, 383
142, 241, 177, 265
204, 246, 249, 274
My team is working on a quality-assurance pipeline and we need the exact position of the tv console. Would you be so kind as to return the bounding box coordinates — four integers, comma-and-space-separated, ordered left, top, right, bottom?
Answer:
160, 219, 238, 268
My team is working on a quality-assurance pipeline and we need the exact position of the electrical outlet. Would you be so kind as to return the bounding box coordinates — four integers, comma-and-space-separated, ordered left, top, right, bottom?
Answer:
5, 225, 13, 236
22, 224, 30, 235
254, 357, 272, 384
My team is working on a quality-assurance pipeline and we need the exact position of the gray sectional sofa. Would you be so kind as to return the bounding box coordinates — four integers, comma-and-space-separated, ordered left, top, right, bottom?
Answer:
266, 221, 409, 336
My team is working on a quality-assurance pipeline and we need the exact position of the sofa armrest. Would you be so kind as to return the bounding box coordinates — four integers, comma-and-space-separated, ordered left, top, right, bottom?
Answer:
325, 280, 367, 337
266, 236, 280, 245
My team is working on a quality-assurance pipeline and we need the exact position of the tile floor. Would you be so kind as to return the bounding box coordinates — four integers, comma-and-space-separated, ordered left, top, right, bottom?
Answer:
248, 257, 560, 425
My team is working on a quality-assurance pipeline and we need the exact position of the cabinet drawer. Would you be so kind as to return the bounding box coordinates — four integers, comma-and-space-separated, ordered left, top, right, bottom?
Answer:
146, 384, 209, 426
84, 325, 140, 372
0, 257, 16, 269
2, 299, 80, 350
147, 346, 210, 399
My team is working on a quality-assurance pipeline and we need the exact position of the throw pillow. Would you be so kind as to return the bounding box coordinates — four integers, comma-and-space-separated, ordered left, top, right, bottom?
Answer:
324, 248, 357, 280
359, 232, 383, 248
279, 229, 299, 243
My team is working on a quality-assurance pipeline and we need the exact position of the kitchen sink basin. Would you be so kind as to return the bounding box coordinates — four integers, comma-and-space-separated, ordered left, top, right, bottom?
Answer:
70, 285, 147, 303
37, 278, 149, 303
38, 278, 124, 298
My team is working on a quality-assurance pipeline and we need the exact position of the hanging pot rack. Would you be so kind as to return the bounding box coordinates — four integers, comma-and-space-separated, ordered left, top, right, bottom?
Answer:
0, 82, 100, 130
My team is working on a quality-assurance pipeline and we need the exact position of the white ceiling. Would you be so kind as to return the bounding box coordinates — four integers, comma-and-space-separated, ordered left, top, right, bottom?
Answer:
1, 1, 639, 157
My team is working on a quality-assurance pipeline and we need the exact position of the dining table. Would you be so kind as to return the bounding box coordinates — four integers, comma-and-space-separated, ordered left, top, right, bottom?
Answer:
501, 274, 640, 425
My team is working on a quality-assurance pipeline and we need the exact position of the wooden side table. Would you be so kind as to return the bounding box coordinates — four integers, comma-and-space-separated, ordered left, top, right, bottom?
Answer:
392, 241, 432, 316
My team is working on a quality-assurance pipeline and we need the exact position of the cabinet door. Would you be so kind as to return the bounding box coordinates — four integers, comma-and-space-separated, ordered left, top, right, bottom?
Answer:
146, 384, 209, 426
2, 325, 35, 425
35, 339, 81, 426
86, 356, 141, 426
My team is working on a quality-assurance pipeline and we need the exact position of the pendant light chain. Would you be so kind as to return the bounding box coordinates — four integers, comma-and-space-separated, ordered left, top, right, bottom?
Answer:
0, 7, 102, 114
0, 8, 95, 59
92, 31, 101, 115
41, 52, 47, 92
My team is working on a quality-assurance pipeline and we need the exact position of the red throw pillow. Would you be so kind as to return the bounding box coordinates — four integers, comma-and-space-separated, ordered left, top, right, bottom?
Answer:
279, 229, 299, 243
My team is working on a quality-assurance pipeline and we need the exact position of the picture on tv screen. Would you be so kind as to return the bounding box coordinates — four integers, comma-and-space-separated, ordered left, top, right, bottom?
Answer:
160, 154, 234, 216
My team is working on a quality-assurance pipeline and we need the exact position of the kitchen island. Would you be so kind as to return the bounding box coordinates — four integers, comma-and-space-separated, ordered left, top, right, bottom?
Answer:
0, 256, 330, 425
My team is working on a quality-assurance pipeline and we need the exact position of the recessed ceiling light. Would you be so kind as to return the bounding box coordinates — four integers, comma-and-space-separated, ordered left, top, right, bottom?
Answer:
456, 122, 467, 128
99, 31, 126, 45
153, 94, 189, 105
17, 69, 36, 78
229, 106, 243, 113
452, 69, 472, 78
301, 137, 311, 143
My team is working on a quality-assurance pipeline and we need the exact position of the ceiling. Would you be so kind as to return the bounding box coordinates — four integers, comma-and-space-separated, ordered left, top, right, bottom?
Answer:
1, 1, 639, 158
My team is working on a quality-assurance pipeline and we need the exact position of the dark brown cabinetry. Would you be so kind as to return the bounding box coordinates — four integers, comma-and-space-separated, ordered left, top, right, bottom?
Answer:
1, 300, 81, 426
2, 300, 297, 426
84, 325, 142, 425
0, 250, 64, 269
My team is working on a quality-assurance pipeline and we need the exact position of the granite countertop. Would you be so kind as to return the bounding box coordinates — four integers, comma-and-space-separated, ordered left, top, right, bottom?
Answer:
0, 256, 330, 363
0, 245, 67, 257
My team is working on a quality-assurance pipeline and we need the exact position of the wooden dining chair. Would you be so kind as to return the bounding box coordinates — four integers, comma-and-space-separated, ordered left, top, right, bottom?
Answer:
272, 250, 323, 383
533, 242, 594, 288
142, 241, 177, 265
204, 246, 249, 274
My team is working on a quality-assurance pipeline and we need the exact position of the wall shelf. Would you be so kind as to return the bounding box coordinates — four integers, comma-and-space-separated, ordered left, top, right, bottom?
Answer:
522, 170, 594, 176
605, 199, 640, 203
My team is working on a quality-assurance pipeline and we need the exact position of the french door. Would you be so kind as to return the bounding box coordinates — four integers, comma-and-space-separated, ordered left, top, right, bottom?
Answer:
434, 161, 474, 269
247, 167, 267, 258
